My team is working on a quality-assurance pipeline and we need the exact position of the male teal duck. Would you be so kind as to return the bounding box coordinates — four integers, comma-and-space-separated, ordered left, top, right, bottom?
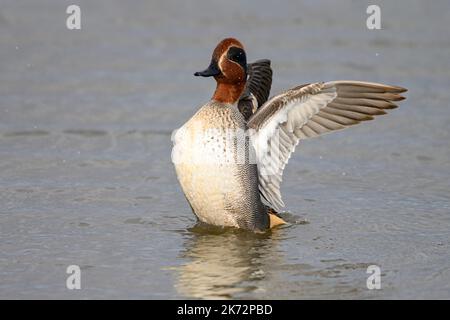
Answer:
172, 38, 407, 232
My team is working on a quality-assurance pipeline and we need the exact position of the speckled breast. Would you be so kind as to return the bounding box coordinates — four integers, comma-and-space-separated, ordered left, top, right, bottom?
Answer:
172, 102, 268, 230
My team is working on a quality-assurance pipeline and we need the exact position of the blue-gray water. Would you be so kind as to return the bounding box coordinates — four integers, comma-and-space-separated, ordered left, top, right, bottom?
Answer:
1, 0, 449, 299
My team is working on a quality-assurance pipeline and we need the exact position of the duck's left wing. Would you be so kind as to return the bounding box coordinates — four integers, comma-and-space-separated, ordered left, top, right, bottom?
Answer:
238, 59, 273, 120
247, 81, 407, 210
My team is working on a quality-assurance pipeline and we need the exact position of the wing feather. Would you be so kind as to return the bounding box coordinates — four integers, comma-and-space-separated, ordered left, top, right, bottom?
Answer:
238, 60, 273, 120
248, 80, 407, 210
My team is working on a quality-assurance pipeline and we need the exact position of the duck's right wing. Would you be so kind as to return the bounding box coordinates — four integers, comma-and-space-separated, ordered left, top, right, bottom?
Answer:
238, 59, 273, 120
247, 81, 407, 210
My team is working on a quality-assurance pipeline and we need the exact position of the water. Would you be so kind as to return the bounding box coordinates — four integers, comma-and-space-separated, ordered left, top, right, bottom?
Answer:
1, 0, 449, 299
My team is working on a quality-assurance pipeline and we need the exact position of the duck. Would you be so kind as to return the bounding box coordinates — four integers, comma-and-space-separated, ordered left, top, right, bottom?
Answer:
172, 38, 407, 232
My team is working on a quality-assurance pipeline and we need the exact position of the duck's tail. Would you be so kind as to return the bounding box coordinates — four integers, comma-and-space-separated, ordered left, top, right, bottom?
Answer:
268, 207, 287, 228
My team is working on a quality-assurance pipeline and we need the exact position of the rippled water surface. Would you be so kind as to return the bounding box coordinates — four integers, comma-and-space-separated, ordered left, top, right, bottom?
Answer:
1, 0, 450, 299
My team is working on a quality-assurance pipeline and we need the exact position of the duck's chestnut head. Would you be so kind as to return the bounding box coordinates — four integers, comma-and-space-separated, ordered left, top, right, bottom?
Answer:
195, 38, 247, 84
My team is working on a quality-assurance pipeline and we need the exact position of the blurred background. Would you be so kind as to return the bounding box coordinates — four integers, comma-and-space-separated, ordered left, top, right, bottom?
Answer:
0, 0, 449, 299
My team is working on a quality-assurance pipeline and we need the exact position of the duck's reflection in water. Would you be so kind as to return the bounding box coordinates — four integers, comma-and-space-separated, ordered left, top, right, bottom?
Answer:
174, 223, 287, 299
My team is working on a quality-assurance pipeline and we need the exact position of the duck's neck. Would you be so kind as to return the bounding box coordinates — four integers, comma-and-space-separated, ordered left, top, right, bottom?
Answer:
212, 81, 246, 104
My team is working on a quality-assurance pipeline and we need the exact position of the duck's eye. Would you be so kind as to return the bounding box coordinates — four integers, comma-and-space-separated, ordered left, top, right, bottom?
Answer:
227, 46, 247, 71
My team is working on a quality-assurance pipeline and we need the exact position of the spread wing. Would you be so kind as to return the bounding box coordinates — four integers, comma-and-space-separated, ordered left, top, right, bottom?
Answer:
247, 81, 407, 210
238, 59, 273, 120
